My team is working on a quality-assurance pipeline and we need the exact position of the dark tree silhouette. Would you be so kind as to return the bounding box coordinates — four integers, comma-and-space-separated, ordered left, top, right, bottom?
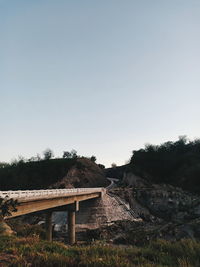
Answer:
43, 149, 54, 160
63, 149, 78, 159
129, 136, 200, 193
90, 156, 97, 162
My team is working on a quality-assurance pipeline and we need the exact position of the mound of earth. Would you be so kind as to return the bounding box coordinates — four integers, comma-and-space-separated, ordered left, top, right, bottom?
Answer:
49, 158, 108, 188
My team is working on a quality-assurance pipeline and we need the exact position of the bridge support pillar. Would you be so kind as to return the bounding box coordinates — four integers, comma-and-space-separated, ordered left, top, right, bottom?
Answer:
67, 202, 79, 245
45, 211, 53, 241
68, 211, 75, 245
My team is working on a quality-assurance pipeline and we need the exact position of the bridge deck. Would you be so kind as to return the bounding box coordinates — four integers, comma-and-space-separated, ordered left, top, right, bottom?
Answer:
0, 188, 104, 218
0, 188, 103, 201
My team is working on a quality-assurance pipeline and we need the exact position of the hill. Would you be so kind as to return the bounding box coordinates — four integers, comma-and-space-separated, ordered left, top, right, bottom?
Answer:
129, 137, 200, 194
0, 158, 108, 190
106, 137, 200, 194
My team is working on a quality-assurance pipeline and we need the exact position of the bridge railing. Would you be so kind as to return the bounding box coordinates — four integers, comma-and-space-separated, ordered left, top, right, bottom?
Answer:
0, 188, 103, 199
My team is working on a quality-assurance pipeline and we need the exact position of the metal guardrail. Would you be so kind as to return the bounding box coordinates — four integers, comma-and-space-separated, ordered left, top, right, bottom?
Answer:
0, 188, 103, 199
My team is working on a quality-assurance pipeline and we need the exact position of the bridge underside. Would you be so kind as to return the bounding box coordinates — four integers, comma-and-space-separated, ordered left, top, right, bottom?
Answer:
9, 192, 101, 218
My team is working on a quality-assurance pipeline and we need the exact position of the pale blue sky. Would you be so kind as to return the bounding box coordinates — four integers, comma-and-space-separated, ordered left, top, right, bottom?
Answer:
1, 0, 200, 166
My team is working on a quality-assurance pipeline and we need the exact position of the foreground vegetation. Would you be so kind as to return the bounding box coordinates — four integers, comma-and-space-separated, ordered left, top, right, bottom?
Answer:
0, 235, 200, 266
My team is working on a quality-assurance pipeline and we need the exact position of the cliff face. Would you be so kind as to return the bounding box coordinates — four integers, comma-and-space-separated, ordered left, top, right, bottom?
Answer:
51, 158, 108, 189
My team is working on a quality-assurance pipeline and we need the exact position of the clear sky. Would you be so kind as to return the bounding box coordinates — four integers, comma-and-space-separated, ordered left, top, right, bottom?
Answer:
1, 0, 200, 167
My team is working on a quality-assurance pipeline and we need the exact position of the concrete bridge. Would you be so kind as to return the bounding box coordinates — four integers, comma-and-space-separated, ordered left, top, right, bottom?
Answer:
0, 188, 105, 244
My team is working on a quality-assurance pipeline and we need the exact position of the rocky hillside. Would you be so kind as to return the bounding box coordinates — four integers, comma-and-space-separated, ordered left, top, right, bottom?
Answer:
122, 172, 200, 223
86, 172, 200, 245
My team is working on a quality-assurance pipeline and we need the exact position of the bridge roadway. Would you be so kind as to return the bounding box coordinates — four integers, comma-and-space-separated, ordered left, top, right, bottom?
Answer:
0, 188, 105, 244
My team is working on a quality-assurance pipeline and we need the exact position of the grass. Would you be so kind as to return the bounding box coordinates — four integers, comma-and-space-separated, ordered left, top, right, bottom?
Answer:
0, 236, 200, 266
8, 219, 46, 239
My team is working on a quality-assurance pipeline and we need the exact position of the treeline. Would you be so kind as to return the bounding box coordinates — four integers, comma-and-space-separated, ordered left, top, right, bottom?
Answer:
0, 149, 102, 190
129, 136, 200, 193
0, 158, 76, 190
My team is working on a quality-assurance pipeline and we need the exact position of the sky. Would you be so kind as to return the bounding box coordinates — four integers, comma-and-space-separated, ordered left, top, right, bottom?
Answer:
0, 0, 200, 167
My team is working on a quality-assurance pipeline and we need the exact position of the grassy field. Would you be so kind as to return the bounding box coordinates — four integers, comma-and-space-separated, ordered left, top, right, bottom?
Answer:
0, 236, 200, 266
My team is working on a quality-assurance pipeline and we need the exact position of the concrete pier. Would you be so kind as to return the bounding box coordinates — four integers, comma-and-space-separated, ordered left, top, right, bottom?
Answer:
68, 211, 75, 245
45, 211, 53, 241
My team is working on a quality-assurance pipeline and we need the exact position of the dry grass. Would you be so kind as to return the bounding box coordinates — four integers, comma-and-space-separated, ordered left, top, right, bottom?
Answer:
0, 236, 200, 266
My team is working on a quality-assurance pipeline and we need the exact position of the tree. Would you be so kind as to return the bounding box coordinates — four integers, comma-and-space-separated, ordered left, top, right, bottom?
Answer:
63, 151, 70, 158
90, 156, 97, 162
28, 153, 41, 162
0, 162, 9, 169
17, 155, 25, 164
63, 149, 78, 159
98, 164, 105, 169
70, 149, 78, 158
43, 149, 54, 160
111, 163, 117, 168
